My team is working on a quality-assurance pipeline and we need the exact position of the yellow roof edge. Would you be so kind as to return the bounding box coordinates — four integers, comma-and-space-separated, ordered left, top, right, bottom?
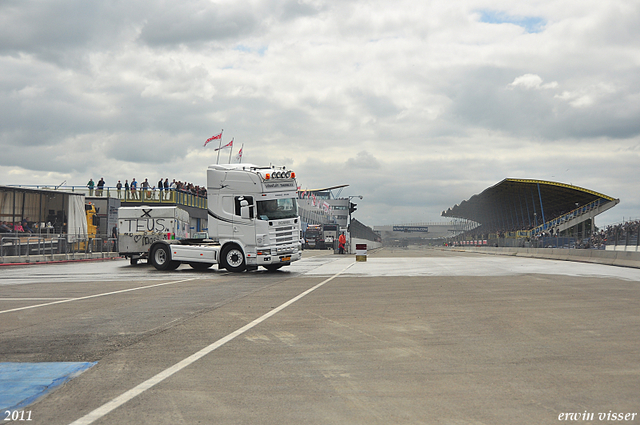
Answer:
505, 178, 616, 202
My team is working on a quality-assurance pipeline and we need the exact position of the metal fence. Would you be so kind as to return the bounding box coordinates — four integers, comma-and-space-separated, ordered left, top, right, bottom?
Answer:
1, 233, 118, 263
604, 229, 640, 249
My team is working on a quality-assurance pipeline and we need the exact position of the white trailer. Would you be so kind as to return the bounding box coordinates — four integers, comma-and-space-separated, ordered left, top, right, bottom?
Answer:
118, 206, 190, 265
148, 164, 303, 272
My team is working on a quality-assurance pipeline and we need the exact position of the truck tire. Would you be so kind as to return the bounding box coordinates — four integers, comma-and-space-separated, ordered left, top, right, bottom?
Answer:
189, 262, 213, 270
221, 244, 246, 273
150, 244, 180, 271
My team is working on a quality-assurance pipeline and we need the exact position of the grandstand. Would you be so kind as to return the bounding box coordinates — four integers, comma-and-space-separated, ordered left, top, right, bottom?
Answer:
442, 179, 620, 247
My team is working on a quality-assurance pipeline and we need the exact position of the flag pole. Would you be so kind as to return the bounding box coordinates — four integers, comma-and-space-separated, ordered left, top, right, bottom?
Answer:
239, 143, 244, 163
216, 130, 224, 164
228, 138, 234, 164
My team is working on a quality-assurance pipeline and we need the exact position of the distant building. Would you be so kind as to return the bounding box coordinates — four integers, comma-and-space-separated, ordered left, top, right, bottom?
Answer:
297, 185, 350, 229
0, 185, 87, 237
374, 223, 463, 244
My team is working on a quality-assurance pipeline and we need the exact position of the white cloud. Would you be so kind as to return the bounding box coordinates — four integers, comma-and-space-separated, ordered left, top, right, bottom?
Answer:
555, 82, 618, 108
508, 74, 558, 90
345, 151, 381, 170
1, 0, 639, 226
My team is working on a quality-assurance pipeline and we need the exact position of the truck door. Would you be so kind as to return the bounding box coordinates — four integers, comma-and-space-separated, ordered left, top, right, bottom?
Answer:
232, 196, 256, 246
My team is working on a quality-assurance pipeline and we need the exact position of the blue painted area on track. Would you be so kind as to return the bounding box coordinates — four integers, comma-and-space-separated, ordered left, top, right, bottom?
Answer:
0, 362, 96, 410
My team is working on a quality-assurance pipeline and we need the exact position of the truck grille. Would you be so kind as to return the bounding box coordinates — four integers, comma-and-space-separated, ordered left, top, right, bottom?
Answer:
273, 226, 296, 246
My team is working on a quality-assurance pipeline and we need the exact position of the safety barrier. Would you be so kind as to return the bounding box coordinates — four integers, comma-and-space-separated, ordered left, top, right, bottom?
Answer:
1, 234, 119, 264
448, 246, 640, 269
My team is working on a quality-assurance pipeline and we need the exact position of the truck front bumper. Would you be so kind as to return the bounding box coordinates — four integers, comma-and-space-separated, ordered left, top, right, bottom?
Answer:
253, 246, 302, 266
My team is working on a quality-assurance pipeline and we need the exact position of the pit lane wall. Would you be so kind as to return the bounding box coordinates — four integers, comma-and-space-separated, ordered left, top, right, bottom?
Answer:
350, 237, 382, 254
1, 252, 120, 265
348, 219, 382, 253
448, 246, 640, 269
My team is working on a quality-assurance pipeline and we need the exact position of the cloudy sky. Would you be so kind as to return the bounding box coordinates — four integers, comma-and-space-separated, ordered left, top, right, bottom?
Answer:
1, 0, 639, 226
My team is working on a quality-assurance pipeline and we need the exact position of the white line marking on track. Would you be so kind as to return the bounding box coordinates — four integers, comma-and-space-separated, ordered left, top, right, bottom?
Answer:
0, 278, 198, 315
68, 262, 354, 425
0, 298, 70, 301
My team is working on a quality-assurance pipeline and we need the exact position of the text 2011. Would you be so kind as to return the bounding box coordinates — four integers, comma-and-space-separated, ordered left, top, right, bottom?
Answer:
4, 410, 32, 421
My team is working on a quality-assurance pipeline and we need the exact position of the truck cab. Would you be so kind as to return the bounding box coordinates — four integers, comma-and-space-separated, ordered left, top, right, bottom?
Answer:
206, 164, 302, 272
304, 224, 324, 249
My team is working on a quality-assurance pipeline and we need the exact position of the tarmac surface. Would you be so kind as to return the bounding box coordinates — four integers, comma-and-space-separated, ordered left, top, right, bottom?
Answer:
0, 247, 638, 424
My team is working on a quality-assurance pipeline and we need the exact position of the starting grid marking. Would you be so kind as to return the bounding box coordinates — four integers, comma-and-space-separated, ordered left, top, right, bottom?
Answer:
0, 278, 199, 315
67, 262, 355, 425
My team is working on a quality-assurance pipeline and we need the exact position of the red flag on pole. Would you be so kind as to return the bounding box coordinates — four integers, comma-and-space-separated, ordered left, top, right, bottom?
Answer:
214, 139, 233, 151
234, 145, 243, 163
204, 131, 223, 147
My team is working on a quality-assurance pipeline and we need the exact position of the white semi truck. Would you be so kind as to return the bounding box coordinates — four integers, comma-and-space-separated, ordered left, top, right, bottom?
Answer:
147, 164, 303, 272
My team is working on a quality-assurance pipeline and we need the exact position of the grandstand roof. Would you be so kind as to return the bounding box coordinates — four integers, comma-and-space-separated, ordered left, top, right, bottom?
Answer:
442, 178, 618, 226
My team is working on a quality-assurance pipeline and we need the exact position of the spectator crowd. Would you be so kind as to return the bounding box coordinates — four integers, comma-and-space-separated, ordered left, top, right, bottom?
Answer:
588, 219, 640, 248
0, 218, 35, 234
87, 177, 207, 200
449, 217, 640, 250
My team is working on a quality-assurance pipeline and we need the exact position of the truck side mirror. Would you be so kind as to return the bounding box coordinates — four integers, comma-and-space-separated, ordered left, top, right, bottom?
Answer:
240, 200, 251, 220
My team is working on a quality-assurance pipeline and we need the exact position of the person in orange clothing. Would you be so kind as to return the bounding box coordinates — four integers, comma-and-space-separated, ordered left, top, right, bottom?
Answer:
338, 233, 346, 254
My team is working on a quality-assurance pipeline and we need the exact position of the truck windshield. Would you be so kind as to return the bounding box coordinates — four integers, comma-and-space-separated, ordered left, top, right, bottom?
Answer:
257, 198, 298, 220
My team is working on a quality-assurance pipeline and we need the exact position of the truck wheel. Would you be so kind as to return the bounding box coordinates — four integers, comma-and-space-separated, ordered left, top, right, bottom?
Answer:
189, 262, 213, 270
222, 245, 246, 272
150, 244, 180, 271
166, 261, 181, 270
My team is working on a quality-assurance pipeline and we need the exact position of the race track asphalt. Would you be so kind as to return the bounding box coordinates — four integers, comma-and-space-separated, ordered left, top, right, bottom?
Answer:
1, 247, 638, 424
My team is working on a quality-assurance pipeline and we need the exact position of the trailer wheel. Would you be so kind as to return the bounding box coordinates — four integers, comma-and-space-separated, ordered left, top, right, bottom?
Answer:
221, 245, 246, 272
189, 262, 213, 270
150, 244, 180, 271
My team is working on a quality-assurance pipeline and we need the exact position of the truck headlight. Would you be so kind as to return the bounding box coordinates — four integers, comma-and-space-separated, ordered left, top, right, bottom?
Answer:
257, 249, 271, 255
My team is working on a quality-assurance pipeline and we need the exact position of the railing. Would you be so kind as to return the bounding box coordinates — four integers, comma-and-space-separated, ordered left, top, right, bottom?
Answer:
529, 198, 604, 236
604, 229, 640, 249
1, 233, 118, 263
452, 236, 581, 249
6, 185, 207, 209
